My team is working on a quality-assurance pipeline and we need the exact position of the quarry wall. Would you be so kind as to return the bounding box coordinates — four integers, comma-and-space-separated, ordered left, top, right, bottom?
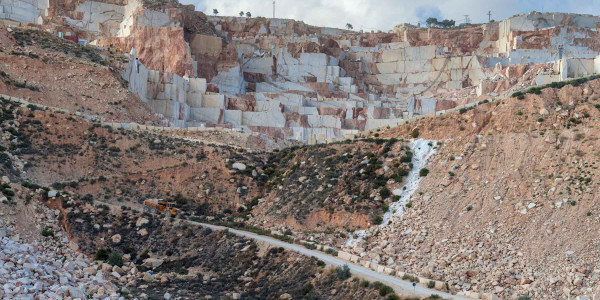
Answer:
3, 2, 600, 144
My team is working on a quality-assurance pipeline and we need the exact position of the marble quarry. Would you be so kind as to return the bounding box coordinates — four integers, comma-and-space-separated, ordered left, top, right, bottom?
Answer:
3, 2, 600, 143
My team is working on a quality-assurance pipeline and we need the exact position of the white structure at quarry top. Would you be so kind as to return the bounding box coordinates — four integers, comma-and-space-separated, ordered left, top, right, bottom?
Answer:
0, 0, 48, 24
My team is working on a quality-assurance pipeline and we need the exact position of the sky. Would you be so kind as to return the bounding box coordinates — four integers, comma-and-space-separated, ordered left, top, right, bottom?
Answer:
179, 0, 600, 31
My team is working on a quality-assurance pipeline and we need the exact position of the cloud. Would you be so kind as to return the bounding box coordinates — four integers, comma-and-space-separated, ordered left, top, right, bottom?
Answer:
180, 0, 600, 31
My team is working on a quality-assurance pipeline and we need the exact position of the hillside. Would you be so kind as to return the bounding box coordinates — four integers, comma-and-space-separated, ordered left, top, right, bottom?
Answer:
4, 0, 600, 299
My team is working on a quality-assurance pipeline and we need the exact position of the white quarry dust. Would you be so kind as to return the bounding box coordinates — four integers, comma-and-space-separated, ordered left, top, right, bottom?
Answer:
382, 139, 437, 224
345, 139, 437, 247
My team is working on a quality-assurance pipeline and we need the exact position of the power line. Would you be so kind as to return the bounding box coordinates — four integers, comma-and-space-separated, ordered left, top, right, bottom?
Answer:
273, 1, 275, 19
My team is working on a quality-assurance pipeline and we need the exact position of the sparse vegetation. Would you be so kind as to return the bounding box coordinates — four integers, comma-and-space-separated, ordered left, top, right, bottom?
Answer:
335, 264, 351, 280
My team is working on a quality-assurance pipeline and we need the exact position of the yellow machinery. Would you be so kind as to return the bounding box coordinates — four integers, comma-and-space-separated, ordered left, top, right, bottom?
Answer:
143, 199, 179, 216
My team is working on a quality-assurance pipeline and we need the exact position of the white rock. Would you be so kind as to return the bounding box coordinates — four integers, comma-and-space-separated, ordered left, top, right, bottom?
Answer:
111, 234, 121, 244
232, 163, 247, 171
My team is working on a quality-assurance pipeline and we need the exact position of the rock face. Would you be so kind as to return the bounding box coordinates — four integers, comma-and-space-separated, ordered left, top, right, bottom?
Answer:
122, 11, 600, 144
7, 1, 600, 144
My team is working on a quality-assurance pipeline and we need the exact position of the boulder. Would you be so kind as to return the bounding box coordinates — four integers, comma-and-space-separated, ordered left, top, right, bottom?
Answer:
143, 258, 164, 269
232, 163, 247, 171
136, 217, 149, 227
111, 234, 121, 244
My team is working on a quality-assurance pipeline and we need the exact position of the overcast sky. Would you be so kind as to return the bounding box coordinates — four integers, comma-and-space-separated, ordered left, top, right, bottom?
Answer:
180, 0, 600, 31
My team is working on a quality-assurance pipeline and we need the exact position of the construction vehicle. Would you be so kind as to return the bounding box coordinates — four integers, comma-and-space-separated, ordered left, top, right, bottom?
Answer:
143, 199, 179, 217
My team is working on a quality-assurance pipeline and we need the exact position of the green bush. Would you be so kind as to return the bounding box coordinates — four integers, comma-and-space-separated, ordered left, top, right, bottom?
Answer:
360, 279, 370, 288
419, 168, 430, 177
325, 248, 338, 256
335, 264, 351, 280
401, 274, 419, 283
371, 215, 383, 225
372, 281, 394, 296
107, 252, 123, 267
41, 228, 54, 237
386, 294, 400, 300
411, 129, 419, 138
302, 282, 314, 294
379, 187, 391, 199
95, 248, 109, 261
378, 284, 394, 296
427, 280, 435, 288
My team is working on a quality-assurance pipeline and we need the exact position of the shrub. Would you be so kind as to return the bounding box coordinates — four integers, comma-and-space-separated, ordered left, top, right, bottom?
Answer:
430, 295, 443, 299
95, 248, 109, 261
379, 187, 391, 199
325, 248, 338, 256
372, 281, 394, 296
402, 274, 419, 282
302, 283, 314, 295
518, 296, 531, 300
386, 294, 400, 300
428, 280, 435, 288
41, 228, 54, 237
419, 168, 429, 177
335, 264, 351, 280
537, 117, 544, 122
371, 215, 383, 225
360, 279, 370, 288
378, 284, 394, 296
459, 108, 468, 114
411, 129, 419, 138
466, 204, 473, 211
107, 252, 123, 267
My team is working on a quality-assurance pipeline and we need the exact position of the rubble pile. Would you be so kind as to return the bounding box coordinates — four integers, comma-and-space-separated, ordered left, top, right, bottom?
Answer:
0, 211, 122, 299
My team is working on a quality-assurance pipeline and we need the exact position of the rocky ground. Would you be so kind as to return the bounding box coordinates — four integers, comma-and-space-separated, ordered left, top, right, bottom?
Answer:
329, 78, 600, 299
0, 27, 160, 125
61, 194, 392, 299
0, 176, 122, 299
1, 95, 409, 236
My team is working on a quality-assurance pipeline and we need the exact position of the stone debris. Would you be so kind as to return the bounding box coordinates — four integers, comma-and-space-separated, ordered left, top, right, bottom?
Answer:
0, 223, 121, 299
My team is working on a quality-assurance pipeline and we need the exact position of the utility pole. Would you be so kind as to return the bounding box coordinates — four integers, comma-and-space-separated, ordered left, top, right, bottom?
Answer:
487, 11, 492, 22
464, 15, 471, 24
273, 1, 275, 19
